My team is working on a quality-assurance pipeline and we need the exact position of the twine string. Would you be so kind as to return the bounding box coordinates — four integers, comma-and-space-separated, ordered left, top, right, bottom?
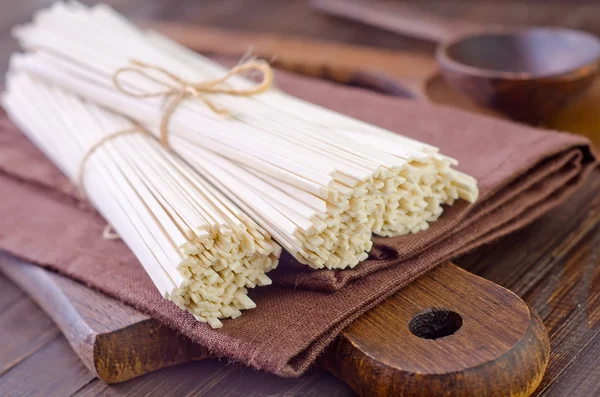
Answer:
78, 127, 147, 240
77, 127, 145, 197
112, 59, 273, 147
80, 59, 273, 240
102, 224, 120, 240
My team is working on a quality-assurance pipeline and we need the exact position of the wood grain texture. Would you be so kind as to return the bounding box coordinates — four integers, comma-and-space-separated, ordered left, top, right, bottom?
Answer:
0, 338, 96, 397
0, 274, 96, 397
0, 255, 210, 384
0, 284, 61, 376
0, 1, 598, 396
438, 35, 599, 124
322, 264, 549, 397
0, 255, 550, 396
75, 358, 353, 397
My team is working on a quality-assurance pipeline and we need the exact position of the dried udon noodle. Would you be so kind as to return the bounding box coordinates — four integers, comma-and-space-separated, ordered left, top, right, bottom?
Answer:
2, 73, 280, 328
4, 2, 479, 326
10, 2, 478, 270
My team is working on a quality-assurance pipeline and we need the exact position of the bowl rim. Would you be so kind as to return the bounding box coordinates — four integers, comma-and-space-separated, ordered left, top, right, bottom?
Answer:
436, 27, 600, 81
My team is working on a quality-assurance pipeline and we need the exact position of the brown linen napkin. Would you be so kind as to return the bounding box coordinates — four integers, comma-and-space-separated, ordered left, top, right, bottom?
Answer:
0, 69, 596, 377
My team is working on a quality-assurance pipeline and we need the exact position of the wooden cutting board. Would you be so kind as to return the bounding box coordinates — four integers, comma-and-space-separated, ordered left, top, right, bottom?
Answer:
0, 256, 549, 397
0, 24, 561, 396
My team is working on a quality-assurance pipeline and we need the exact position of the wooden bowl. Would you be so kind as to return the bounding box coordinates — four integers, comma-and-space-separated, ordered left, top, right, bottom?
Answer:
437, 28, 600, 124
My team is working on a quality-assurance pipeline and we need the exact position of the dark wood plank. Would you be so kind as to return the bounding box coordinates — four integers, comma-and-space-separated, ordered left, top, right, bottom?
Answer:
455, 174, 600, 396
75, 363, 354, 397
0, 273, 25, 312
0, 275, 61, 376
0, 338, 95, 397
531, 224, 600, 395
540, 331, 600, 397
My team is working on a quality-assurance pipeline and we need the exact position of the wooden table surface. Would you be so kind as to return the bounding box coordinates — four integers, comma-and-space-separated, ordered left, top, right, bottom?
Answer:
0, 1, 599, 396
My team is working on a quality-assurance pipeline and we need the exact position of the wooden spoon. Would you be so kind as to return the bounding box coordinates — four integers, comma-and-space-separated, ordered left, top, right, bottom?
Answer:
311, 0, 600, 124
141, 21, 439, 99
144, 22, 600, 146
144, 22, 499, 119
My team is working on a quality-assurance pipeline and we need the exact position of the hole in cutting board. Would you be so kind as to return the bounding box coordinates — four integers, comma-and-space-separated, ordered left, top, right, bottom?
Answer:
408, 308, 463, 340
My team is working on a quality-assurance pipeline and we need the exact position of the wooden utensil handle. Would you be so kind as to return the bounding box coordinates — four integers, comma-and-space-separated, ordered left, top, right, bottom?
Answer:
310, 0, 482, 42
0, 255, 549, 396
144, 22, 437, 99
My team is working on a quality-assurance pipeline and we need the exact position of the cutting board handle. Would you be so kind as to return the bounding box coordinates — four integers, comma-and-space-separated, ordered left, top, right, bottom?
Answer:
321, 263, 549, 396
0, 255, 549, 396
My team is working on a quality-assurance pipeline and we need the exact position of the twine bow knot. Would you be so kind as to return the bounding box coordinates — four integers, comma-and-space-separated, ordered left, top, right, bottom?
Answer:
78, 59, 273, 240
112, 59, 273, 146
